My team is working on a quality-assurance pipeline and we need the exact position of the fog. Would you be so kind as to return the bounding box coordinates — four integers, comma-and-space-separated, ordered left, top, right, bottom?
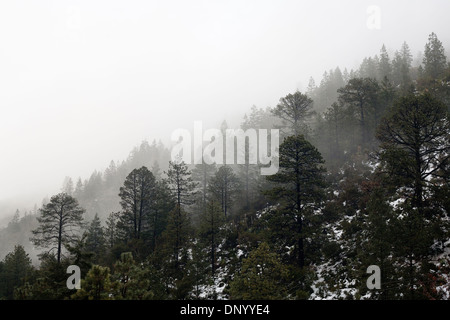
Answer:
1, 0, 450, 216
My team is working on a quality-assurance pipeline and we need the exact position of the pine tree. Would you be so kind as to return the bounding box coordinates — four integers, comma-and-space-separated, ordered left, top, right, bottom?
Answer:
239, 106, 277, 210
163, 159, 197, 274
105, 211, 120, 250
392, 42, 413, 92
73, 178, 84, 200
229, 242, 289, 299
148, 180, 174, 252
323, 102, 346, 167
112, 252, 153, 299
165, 159, 197, 209
160, 205, 192, 274
359, 56, 379, 79
423, 32, 447, 79
208, 166, 241, 218
71, 265, 117, 300
265, 135, 326, 268
337, 77, 379, 146
377, 93, 449, 216
355, 183, 397, 299
271, 90, 314, 137
198, 200, 226, 277
31, 193, 85, 264
85, 213, 106, 264
159, 205, 193, 298
61, 177, 74, 195
191, 162, 216, 216
0, 245, 34, 299
378, 44, 392, 81
117, 166, 157, 242
189, 240, 211, 299
376, 92, 450, 298
306, 77, 317, 100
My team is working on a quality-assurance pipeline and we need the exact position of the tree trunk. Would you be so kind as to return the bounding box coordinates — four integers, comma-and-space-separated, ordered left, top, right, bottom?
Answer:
58, 210, 63, 264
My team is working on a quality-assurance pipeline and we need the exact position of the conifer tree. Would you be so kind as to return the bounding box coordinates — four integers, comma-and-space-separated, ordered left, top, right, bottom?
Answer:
323, 102, 347, 167
271, 91, 314, 137
117, 166, 157, 241
112, 252, 153, 299
71, 265, 117, 300
392, 42, 413, 92
229, 242, 289, 300
377, 93, 449, 215
85, 213, 106, 264
0, 245, 34, 299
31, 193, 85, 264
198, 200, 226, 277
163, 159, 197, 273
376, 92, 450, 298
337, 77, 379, 146
378, 44, 392, 81
423, 32, 447, 79
191, 161, 216, 216
165, 159, 197, 208
265, 135, 326, 268
208, 166, 241, 218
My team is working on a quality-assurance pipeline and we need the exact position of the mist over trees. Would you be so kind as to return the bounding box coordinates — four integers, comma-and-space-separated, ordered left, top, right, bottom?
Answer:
1, 33, 449, 300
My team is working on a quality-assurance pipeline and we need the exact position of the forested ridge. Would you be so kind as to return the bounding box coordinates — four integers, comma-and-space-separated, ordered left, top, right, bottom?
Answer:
0, 33, 449, 300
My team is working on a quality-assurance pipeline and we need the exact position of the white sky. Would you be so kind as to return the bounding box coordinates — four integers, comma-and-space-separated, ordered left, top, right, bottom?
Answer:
1, 0, 450, 211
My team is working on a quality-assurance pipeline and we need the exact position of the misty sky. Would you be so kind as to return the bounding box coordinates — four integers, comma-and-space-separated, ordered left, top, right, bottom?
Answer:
1, 0, 449, 211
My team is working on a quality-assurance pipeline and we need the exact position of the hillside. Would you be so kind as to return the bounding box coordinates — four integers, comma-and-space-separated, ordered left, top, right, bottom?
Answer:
0, 33, 449, 301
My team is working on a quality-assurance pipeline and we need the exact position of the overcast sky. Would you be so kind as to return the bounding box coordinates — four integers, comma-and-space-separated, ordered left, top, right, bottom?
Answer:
1, 0, 449, 212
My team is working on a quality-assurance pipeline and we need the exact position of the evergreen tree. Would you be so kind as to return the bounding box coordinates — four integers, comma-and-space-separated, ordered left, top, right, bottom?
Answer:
229, 242, 289, 299
355, 182, 397, 299
73, 178, 84, 200
377, 93, 449, 216
148, 180, 174, 252
160, 205, 192, 275
31, 193, 85, 264
376, 92, 450, 298
208, 166, 241, 218
198, 200, 226, 277
61, 177, 74, 196
112, 252, 153, 300
313, 68, 346, 114
191, 161, 216, 217
423, 32, 447, 79
271, 90, 314, 137
189, 240, 211, 299
162, 159, 197, 278
265, 135, 326, 268
392, 42, 413, 92
378, 44, 392, 81
239, 106, 277, 210
359, 56, 379, 79
165, 159, 197, 209
337, 77, 379, 146
322, 102, 347, 167
159, 205, 193, 298
0, 245, 34, 299
65, 235, 94, 278
71, 265, 117, 300
117, 166, 157, 242
105, 211, 120, 250
306, 77, 317, 100
85, 213, 106, 264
